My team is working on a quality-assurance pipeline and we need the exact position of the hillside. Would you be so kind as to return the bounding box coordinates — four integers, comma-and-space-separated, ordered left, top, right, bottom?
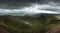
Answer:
0, 14, 60, 33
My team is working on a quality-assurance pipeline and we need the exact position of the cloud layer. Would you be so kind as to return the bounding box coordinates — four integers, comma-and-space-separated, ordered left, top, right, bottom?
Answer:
0, 0, 60, 9
0, 0, 60, 15
0, 3, 60, 14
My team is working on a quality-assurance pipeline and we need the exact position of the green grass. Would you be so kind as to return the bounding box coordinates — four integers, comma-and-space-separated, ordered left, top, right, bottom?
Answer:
0, 14, 60, 33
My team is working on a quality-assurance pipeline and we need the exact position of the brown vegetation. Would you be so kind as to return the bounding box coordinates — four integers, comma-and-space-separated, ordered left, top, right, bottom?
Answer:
0, 26, 10, 33
46, 24, 60, 33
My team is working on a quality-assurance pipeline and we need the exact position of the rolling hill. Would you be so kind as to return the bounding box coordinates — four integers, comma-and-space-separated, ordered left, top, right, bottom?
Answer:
0, 14, 60, 33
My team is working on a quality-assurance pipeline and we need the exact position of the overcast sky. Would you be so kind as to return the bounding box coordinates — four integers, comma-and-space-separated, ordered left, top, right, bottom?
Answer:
0, 0, 60, 14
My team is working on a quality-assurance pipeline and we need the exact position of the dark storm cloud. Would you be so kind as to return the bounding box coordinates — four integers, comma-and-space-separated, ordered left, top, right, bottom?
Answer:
50, 0, 60, 3
0, 0, 41, 9
0, 0, 60, 9
0, 0, 53, 9
0, 0, 60, 14
0, 3, 32, 9
0, 0, 33, 9
41, 9, 58, 11
0, 2, 32, 9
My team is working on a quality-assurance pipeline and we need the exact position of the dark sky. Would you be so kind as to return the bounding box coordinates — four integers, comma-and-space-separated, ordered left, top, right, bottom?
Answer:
0, 0, 60, 14
0, 0, 59, 9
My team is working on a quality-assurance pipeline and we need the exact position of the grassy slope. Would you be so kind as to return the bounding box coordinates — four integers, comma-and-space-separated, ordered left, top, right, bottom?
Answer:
0, 14, 60, 33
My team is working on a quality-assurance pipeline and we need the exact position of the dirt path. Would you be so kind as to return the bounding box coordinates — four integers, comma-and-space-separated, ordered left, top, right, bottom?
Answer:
46, 24, 60, 33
